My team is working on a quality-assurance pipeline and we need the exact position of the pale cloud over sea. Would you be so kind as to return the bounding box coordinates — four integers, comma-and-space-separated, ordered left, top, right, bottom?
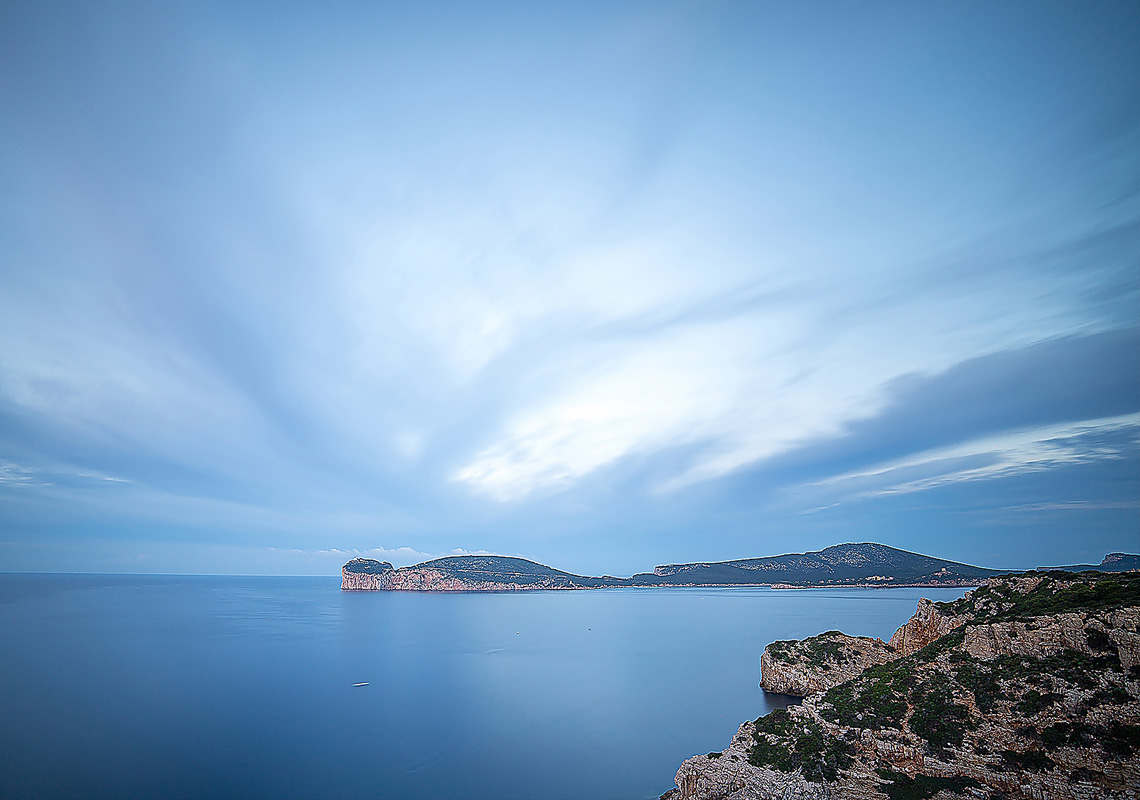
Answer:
0, 1, 1136, 574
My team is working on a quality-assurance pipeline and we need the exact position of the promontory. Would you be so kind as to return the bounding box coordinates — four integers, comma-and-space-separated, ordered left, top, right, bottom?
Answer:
341, 542, 1013, 592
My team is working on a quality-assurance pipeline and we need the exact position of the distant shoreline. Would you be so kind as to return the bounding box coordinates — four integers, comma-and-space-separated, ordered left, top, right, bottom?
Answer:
338, 581, 986, 593
342, 544, 1138, 593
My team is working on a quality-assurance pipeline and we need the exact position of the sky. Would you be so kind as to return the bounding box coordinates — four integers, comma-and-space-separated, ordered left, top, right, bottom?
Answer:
0, 0, 1137, 576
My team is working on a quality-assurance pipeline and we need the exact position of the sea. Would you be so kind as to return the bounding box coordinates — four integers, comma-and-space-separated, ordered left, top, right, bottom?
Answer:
0, 575, 967, 800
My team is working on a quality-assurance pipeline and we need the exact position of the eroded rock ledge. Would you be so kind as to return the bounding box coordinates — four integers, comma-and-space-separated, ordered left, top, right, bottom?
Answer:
667, 570, 1140, 800
760, 632, 896, 697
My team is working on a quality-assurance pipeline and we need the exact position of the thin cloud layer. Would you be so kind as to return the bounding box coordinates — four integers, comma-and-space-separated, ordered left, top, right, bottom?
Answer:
0, 1, 1137, 573
810, 414, 1140, 501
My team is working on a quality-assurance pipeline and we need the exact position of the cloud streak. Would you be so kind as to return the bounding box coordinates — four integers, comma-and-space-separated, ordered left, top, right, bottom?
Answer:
0, 1, 1137, 572
807, 414, 1140, 500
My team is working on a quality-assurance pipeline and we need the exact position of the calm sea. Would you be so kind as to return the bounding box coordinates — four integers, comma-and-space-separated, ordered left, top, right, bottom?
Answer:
0, 575, 966, 799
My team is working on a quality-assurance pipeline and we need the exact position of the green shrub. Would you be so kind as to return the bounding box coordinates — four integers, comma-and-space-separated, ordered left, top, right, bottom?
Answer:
1001, 748, 1053, 771
1105, 722, 1140, 758
1041, 720, 1139, 756
1091, 686, 1132, 706
935, 573, 1140, 622
874, 769, 980, 800
1014, 689, 1061, 715
908, 673, 973, 752
820, 660, 914, 730
952, 657, 1002, 711
748, 709, 854, 782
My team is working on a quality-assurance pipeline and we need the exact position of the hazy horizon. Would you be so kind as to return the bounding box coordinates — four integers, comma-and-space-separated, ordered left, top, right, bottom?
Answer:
2, 1, 1138, 577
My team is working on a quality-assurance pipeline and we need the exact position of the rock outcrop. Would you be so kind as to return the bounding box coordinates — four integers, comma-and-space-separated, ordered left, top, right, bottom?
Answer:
665, 570, 1140, 800
888, 597, 969, 656
340, 558, 394, 589
760, 632, 896, 697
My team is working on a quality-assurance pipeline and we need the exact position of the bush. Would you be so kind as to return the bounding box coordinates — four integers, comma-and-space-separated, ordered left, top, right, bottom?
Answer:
820, 661, 914, 730
875, 769, 980, 800
908, 673, 973, 752
952, 657, 1002, 711
748, 709, 854, 782
1014, 689, 1061, 715
1001, 748, 1053, 771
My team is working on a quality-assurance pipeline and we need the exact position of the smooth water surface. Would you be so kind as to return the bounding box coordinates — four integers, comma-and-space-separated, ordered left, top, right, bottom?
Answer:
0, 575, 966, 799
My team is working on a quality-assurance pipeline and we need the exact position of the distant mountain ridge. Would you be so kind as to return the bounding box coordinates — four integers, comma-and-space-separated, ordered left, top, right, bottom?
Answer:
1041, 552, 1140, 573
644, 542, 1000, 587
338, 543, 1099, 592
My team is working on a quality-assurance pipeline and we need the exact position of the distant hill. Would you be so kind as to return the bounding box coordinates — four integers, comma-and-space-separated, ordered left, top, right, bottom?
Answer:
342, 543, 1007, 591
629, 543, 1002, 588
341, 554, 611, 591
1039, 551, 1140, 573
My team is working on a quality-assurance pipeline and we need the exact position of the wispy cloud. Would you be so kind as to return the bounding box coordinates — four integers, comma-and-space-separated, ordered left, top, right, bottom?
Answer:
450, 255, 1136, 501
0, 461, 39, 486
806, 413, 1139, 500
0, 460, 131, 488
999, 500, 1140, 513
0, 1, 1136, 571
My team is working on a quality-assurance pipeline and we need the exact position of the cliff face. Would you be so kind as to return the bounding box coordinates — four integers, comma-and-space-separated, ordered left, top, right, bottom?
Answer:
341, 558, 394, 590
760, 632, 896, 697
666, 571, 1140, 800
888, 597, 970, 656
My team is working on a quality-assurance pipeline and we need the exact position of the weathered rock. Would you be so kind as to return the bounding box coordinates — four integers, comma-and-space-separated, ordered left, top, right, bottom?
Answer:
667, 571, 1140, 800
964, 612, 1097, 660
760, 631, 895, 697
887, 597, 968, 655
340, 558, 394, 590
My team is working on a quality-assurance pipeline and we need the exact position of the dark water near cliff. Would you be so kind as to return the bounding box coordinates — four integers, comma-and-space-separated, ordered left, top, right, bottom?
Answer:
0, 576, 966, 799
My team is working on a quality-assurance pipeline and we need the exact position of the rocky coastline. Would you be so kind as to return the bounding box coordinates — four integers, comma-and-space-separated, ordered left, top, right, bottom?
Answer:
664, 570, 1140, 800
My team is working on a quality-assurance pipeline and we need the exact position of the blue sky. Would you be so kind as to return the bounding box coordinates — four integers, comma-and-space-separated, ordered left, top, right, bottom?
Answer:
1, 0, 1137, 576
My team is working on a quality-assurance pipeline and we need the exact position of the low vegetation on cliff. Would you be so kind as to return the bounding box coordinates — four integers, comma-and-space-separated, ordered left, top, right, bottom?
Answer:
668, 570, 1140, 800
747, 709, 855, 782
935, 570, 1140, 620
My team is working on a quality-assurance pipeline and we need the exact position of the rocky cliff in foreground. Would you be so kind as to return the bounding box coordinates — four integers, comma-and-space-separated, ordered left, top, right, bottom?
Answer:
667, 570, 1140, 800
